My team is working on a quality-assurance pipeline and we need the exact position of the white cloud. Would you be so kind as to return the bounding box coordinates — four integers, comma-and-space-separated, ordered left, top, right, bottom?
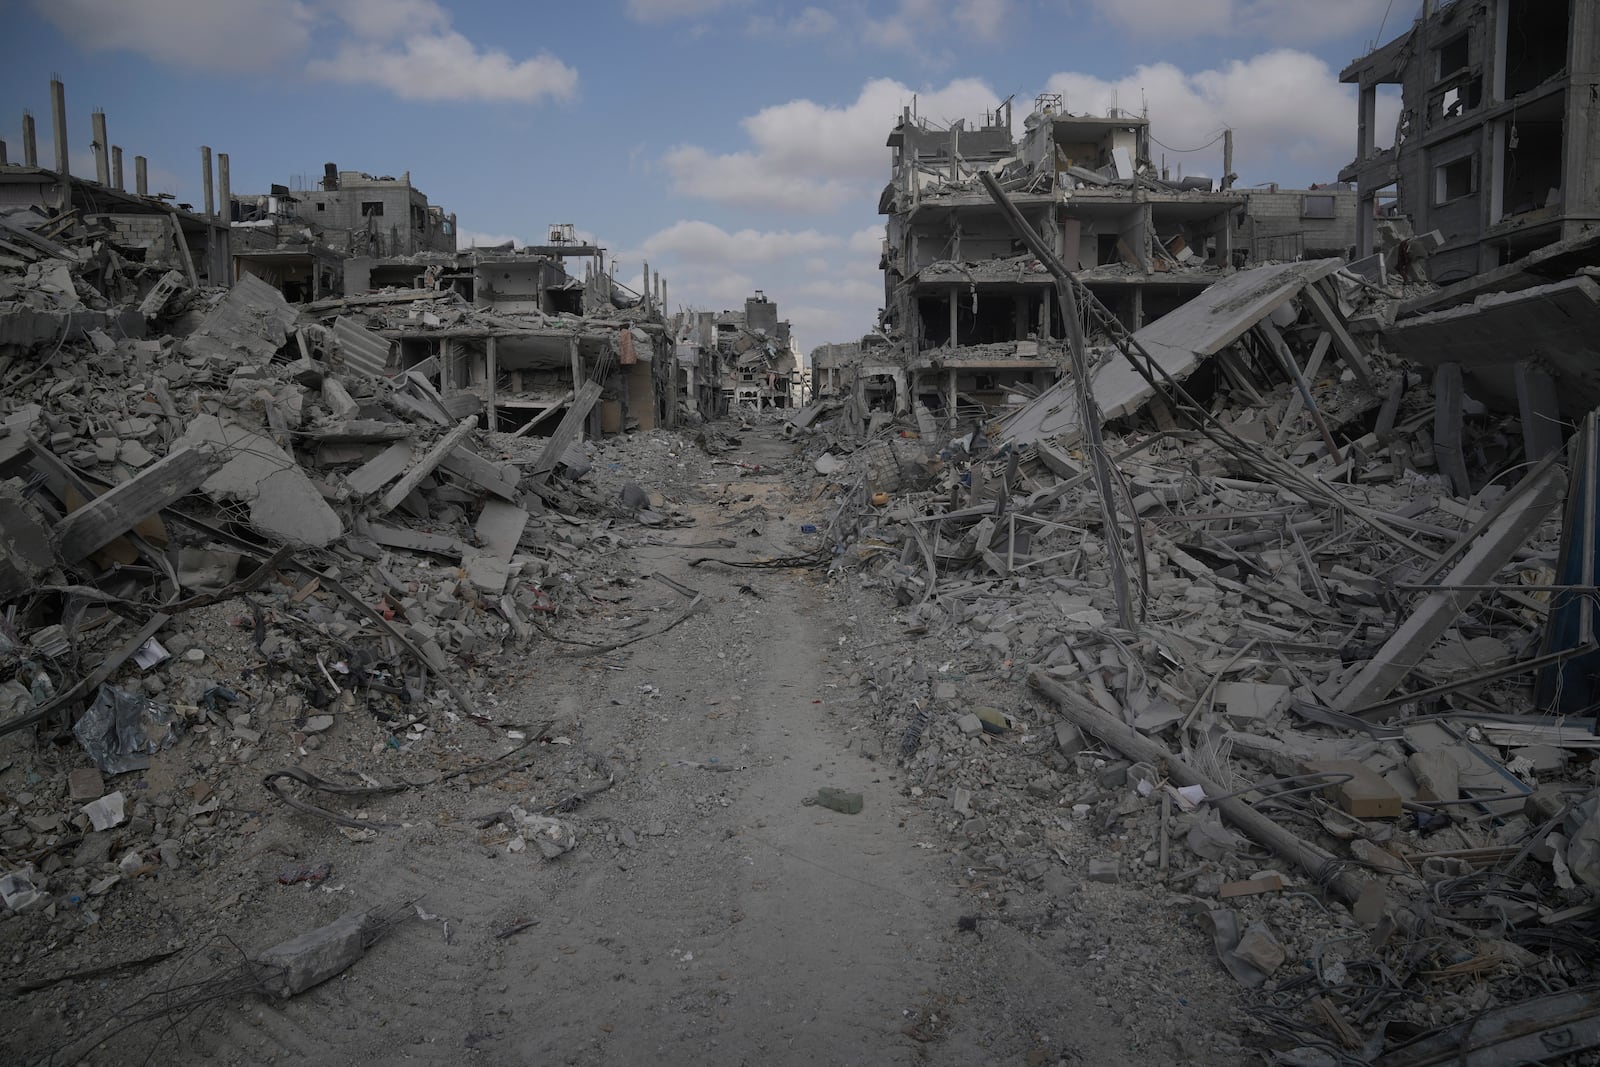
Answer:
331, 0, 447, 40
31, 0, 315, 71
1084, 0, 1394, 43
798, 277, 882, 302
662, 146, 859, 213
953, 0, 1010, 40
862, 0, 1013, 52
1044, 50, 1398, 183
641, 220, 842, 263
864, 0, 943, 49
627, 0, 741, 22
34, 0, 578, 103
747, 6, 838, 37
307, 31, 577, 103
848, 225, 886, 254
665, 77, 1004, 212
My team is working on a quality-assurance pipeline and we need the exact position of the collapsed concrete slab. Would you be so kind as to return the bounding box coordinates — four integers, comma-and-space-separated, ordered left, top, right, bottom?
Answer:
178, 414, 343, 547
178, 273, 298, 365
998, 259, 1354, 446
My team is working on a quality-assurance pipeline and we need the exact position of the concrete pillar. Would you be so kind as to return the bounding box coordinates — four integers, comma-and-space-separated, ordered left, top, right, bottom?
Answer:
218, 152, 230, 223
949, 286, 959, 346
1357, 86, 1377, 161
1222, 128, 1235, 189
201, 145, 214, 217
91, 110, 109, 185
50, 78, 68, 177
135, 155, 147, 195
111, 146, 123, 191
22, 111, 37, 167
0, 140, 6, 166
1433, 363, 1470, 497
1515, 363, 1564, 462
641, 260, 649, 313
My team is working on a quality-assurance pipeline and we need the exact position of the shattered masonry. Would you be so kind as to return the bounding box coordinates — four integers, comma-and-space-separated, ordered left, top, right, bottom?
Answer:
3, 9, 1600, 1059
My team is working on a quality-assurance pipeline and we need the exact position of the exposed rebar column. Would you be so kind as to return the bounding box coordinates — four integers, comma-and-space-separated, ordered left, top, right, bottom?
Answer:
135, 155, 147, 195
22, 111, 37, 167
49, 77, 68, 177
111, 146, 123, 190
91, 109, 109, 185
201, 145, 214, 217
1222, 129, 1235, 190
218, 152, 230, 222
641, 260, 650, 313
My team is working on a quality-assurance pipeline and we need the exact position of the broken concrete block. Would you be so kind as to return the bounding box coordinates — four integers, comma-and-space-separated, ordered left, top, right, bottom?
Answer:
956, 714, 983, 737
67, 768, 104, 803
178, 414, 342, 547
1407, 750, 1459, 803
1232, 923, 1286, 975
1302, 759, 1403, 819
1216, 682, 1290, 727
255, 909, 370, 999
1087, 858, 1121, 883
1053, 721, 1085, 757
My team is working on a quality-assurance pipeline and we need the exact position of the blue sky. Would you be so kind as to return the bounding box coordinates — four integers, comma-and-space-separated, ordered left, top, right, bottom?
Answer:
2, 0, 1412, 352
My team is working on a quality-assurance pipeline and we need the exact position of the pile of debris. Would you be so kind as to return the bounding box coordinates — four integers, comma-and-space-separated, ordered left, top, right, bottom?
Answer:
0, 205, 686, 941
795, 227, 1600, 1059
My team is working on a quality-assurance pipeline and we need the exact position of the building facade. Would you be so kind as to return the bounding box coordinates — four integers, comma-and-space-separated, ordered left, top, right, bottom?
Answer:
1340, 0, 1600, 282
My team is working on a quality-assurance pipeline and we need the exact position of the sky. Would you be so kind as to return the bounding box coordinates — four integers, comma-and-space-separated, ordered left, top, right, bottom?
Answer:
1, 0, 1413, 355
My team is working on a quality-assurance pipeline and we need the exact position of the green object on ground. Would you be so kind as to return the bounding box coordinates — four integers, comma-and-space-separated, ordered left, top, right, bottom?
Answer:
815, 787, 863, 814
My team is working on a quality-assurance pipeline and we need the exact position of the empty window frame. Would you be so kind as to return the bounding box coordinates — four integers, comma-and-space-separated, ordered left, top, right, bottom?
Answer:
361, 201, 384, 217
1436, 32, 1469, 80
1301, 194, 1337, 219
1435, 155, 1476, 203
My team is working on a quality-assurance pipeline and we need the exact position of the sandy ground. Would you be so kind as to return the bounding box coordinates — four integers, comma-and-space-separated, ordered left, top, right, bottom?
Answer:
4, 425, 1235, 1067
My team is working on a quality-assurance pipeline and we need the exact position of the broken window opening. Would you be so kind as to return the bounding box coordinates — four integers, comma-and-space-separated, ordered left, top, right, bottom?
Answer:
315, 202, 325, 212
1500, 115, 1565, 218
361, 201, 384, 217
916, 294, 951, 347
1436, 32, 1469, 80
1096, 234, 1121, 266
1503, 0, 1570, 97
1430, 76, 1482, 125
1435, 155, 1476, 204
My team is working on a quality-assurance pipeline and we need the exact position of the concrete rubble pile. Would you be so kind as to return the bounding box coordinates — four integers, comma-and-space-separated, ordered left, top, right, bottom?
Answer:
795, 244, 1600, 1058
0, 204, 677, 938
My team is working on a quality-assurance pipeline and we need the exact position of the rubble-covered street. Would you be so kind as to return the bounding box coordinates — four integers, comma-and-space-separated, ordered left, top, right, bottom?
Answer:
6, 2, 1600, 1063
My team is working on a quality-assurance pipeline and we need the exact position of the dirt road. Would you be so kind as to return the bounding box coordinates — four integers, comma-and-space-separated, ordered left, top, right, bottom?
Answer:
10, 426, 1231, 1066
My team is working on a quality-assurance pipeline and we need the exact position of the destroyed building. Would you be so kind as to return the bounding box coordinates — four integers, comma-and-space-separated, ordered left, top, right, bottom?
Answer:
1340, 0, 1599, 279
229, 164, 458, 303
874, 94, 1361, 425
677, 292, 800, 414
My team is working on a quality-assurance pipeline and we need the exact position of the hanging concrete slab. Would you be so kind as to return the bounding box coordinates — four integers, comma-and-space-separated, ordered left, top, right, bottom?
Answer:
999, 258, 1347, 446
1381, 275, 1600, 416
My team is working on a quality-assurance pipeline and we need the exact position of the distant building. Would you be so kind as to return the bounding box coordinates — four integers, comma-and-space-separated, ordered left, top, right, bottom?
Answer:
875, 92, 1350, 424
230, 163, 457, 300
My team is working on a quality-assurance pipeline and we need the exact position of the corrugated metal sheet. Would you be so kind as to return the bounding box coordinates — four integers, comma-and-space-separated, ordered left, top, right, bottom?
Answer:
332, 315, 394, 379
